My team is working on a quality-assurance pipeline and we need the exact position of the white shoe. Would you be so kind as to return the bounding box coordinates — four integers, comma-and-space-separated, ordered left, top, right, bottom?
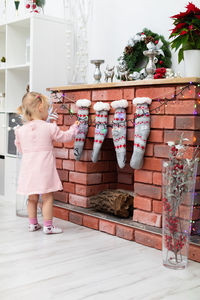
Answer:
43, 226, 63, 234
29, 223, 42, 232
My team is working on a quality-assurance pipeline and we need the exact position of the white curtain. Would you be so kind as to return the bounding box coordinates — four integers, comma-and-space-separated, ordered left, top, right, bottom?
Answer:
63, 0, 93, 84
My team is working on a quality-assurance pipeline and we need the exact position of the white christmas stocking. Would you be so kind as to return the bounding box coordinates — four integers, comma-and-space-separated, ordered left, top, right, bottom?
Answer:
92, 102, 110, 163
130, 97, 152, 169
74, 99, 91, 161
111, 99, 128, 168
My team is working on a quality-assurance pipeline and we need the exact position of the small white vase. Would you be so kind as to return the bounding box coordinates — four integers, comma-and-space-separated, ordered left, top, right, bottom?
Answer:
184, 49, 200, 77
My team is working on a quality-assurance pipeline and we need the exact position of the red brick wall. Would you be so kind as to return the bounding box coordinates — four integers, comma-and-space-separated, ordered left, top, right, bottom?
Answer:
53, 84, 200, 228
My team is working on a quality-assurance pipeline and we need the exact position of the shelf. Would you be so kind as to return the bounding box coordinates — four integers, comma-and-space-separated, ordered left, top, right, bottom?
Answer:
6, 68, 29, 112
0, 14, 66, 200
0, 70, 5, 112
5, 154, 17, 158
6, 16, 30, 28
0, 24, 6, 32
0, 66, 6, 71
7, 19, 30, 66
7, 64, 30, 70
0, 70, 5, 89
0, 21, 6, 27
0, 99, 5, 112
0, 25, 6, 66
0, 113, 6, 155
0, 155, 5, 196
48, 77, 200, 91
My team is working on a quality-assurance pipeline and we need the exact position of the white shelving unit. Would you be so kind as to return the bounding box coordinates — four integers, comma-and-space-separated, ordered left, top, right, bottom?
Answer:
0, 15, 67, 201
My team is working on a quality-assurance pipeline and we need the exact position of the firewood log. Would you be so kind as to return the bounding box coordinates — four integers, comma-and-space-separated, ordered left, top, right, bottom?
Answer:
89, 189, 133, 218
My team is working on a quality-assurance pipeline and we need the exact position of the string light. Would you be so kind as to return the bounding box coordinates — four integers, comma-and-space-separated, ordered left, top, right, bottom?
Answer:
50, 82, 198, 128
193, 102, 198, 115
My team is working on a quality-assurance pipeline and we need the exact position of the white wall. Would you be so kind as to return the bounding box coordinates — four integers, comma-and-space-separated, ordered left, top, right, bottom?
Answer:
24, 0, 200, 82
87, 0, 200, 81
44, 0, 64, 18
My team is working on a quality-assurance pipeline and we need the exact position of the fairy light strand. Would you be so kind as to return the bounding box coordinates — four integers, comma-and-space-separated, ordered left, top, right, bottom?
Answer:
50, 82, 199, 128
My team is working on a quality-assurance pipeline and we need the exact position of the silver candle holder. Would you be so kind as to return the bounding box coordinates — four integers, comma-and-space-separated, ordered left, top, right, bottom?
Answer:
90, 60, 105, 83
143, 50, 159, 79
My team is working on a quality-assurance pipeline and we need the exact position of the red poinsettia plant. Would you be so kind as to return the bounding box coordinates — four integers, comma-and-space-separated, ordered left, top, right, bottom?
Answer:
170, 2, 200, 63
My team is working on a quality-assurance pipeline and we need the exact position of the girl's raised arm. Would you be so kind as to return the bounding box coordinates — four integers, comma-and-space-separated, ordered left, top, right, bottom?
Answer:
49, 122, 79, 143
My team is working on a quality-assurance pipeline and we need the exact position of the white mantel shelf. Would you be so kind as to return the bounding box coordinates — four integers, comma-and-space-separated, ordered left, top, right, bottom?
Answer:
47, 77, 200, 92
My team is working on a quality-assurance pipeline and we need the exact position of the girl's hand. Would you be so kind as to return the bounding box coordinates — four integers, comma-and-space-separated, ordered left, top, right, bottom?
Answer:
75, 120, 80, 126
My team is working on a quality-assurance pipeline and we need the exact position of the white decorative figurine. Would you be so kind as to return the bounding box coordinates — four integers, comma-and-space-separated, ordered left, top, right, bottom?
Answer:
117, 58, 129, 81
104, 65, 115, 82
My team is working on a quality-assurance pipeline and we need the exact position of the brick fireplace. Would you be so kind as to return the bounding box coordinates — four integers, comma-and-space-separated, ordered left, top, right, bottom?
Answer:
48, 78, 200, 262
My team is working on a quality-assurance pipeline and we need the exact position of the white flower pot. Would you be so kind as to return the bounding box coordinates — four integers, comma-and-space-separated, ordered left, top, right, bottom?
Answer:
184, 49, 200, 77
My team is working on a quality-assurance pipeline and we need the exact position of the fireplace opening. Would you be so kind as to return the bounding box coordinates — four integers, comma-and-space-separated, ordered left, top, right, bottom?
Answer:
89, 189, 134, 218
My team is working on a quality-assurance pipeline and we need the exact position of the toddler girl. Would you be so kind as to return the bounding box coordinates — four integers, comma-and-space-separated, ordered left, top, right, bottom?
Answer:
15, 92, 79, 234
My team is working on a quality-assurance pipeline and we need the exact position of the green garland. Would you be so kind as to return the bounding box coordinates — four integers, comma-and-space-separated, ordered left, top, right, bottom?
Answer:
122, 28, 172, 74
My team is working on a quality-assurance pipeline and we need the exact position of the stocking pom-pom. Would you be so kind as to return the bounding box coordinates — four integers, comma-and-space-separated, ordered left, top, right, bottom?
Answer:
76, 99, 91, 108
132, 97, 152, 106
111, 99, 128, 109
93, 102, 110, 111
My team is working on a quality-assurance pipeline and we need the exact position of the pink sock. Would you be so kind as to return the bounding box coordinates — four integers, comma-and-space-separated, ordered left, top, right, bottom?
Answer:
29, 218, 38, 225
44, 220, 52, 227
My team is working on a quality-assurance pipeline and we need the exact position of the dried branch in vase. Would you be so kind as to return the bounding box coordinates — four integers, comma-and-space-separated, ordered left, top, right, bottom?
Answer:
162, 134, 199, 269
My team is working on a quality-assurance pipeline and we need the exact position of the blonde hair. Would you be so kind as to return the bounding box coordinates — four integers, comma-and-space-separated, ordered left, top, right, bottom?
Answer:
17, 92, 50, 121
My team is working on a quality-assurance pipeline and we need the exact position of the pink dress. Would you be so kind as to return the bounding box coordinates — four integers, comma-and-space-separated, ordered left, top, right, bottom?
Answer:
15, 120, 78, 195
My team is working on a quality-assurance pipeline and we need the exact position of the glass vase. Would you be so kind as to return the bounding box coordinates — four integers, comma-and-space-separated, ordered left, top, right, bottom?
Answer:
162, 159, 198, 269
